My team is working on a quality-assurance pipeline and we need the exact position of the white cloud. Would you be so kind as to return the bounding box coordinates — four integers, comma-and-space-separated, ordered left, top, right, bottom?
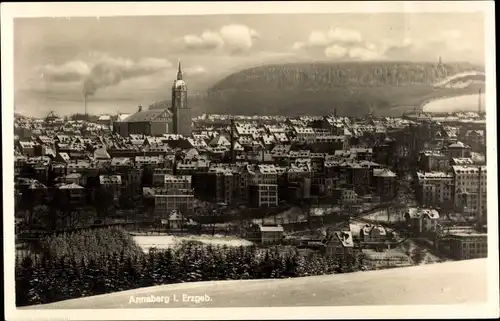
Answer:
183, 66, 207, 76
38, 60, 91, 82
292, 42, 306, 51
324, 43, 384, 61
183, 31, 224, 50
220, 24, 259, 51
181, 24, 259, 52
298, 27, 364, 50
136, 57, 173, 70
326, 28, 363, 44
294, 26, 479, 63
308, 30, 331, 47
295, 27, 386, 61
324, 45, 348, 58
348, 47, 384, 61
379, 30, 478, 62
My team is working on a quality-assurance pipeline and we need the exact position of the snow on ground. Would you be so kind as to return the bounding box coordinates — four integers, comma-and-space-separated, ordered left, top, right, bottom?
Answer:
349, 223, 363, 237
361, 210, 404, 223
27, 259, 488, 309
133, 235, 253, 252
394, 238, 445, 266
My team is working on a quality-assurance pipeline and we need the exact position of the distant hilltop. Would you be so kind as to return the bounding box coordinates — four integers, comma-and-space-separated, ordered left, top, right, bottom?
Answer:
183, 61, 484, 117
210, 61, 483, 91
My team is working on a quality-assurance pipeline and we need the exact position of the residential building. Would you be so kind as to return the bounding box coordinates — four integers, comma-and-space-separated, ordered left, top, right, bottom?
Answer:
246, 224, 284, 245
154, 189, 194, 218
416, 172, 454, 208
360, 224, 387, 243
372, 168, 397, 202
445, 141, 472, 159
439, 232, 487, 260
419, 151, 450, 172
404, 208, 440, 234
56, 183, 86, 208
193, 166, 235, 205
153, 174, 192, 190
452, 165, 487, 217
249, 184, 278, 208
325, 230, 355, 261
18, 141, 36, 157
99, 175, 123, 201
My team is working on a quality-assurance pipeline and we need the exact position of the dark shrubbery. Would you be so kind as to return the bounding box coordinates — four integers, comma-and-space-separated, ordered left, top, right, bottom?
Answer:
38, 227, 143, 262
16, 228, 367, 307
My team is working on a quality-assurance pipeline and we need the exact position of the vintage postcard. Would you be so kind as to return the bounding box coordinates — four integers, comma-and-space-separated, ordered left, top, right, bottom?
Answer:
2, 1, 498, 320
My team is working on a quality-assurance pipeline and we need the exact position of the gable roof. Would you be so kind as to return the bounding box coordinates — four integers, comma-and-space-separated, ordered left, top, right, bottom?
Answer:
94, 147, 111, 160
209, 134, 231, 147
123, 109, 172, 123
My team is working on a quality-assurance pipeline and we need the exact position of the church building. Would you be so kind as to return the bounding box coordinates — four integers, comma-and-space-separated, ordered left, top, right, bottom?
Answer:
113, 62, 192, 137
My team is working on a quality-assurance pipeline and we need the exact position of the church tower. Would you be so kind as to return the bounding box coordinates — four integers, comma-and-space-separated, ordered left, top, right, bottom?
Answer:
171, 61, 192, 136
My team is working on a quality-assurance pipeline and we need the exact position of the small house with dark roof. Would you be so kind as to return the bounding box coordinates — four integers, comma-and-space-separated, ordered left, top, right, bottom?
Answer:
360, 224, 387, 243
245, 224, 284, 245
99, 175, 123, 201
57, 183, 86, 206
167, 210, 184, 229
404, 208, 440, 234
54, 152, 71, 163
325, 230, 355, 260
445, 141, 471, 159
93, 147, 111, 160
62, 173, 86, 186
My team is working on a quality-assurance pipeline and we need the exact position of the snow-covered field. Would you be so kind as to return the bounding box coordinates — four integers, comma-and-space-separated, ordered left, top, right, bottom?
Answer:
133, 235, 253, 252
26, 259, 488, 309
422, 94, 486, 113
361, 210, 404, 223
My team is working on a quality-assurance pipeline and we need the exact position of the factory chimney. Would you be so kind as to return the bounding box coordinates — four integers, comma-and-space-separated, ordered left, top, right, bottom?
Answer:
230, 118, 235, 163
84, 95, 88, 116
478, 88, 482, 115
477, 165, 483, 226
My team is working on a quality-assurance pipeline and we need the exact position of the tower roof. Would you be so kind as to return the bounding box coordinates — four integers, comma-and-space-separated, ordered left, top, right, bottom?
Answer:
177, 61, 183, 80
173, 60, 187, 91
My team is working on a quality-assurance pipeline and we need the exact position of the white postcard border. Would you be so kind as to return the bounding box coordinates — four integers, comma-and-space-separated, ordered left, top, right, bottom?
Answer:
2, 1, 498, 320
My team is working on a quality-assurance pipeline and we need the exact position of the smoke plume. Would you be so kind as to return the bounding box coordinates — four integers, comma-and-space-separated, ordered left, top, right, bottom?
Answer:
82, 56, 172, 97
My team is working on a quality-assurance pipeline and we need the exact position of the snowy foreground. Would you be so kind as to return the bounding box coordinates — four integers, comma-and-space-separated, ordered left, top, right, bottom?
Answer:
24, 259, 487, 309
133, 235, 253, 253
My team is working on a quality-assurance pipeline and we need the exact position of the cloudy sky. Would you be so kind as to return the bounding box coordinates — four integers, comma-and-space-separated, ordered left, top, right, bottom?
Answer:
14, 13, 485, 117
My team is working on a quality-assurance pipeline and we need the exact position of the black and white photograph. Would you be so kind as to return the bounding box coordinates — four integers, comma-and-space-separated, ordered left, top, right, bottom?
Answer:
2, 1, 498, 320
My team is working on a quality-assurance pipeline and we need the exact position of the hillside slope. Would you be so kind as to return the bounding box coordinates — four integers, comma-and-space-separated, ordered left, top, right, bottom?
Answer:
25, 259, 487, 309
188, 62, 484, 116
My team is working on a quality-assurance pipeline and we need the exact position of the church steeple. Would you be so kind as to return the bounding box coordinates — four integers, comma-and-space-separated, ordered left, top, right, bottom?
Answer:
177, 61, 183, 80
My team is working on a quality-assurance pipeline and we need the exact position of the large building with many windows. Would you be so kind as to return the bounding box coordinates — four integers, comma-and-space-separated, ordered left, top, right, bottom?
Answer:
154, 189, 194, 217
452, 165, 487, 217
439, 232, 487, 260
416, 171, 454, 208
